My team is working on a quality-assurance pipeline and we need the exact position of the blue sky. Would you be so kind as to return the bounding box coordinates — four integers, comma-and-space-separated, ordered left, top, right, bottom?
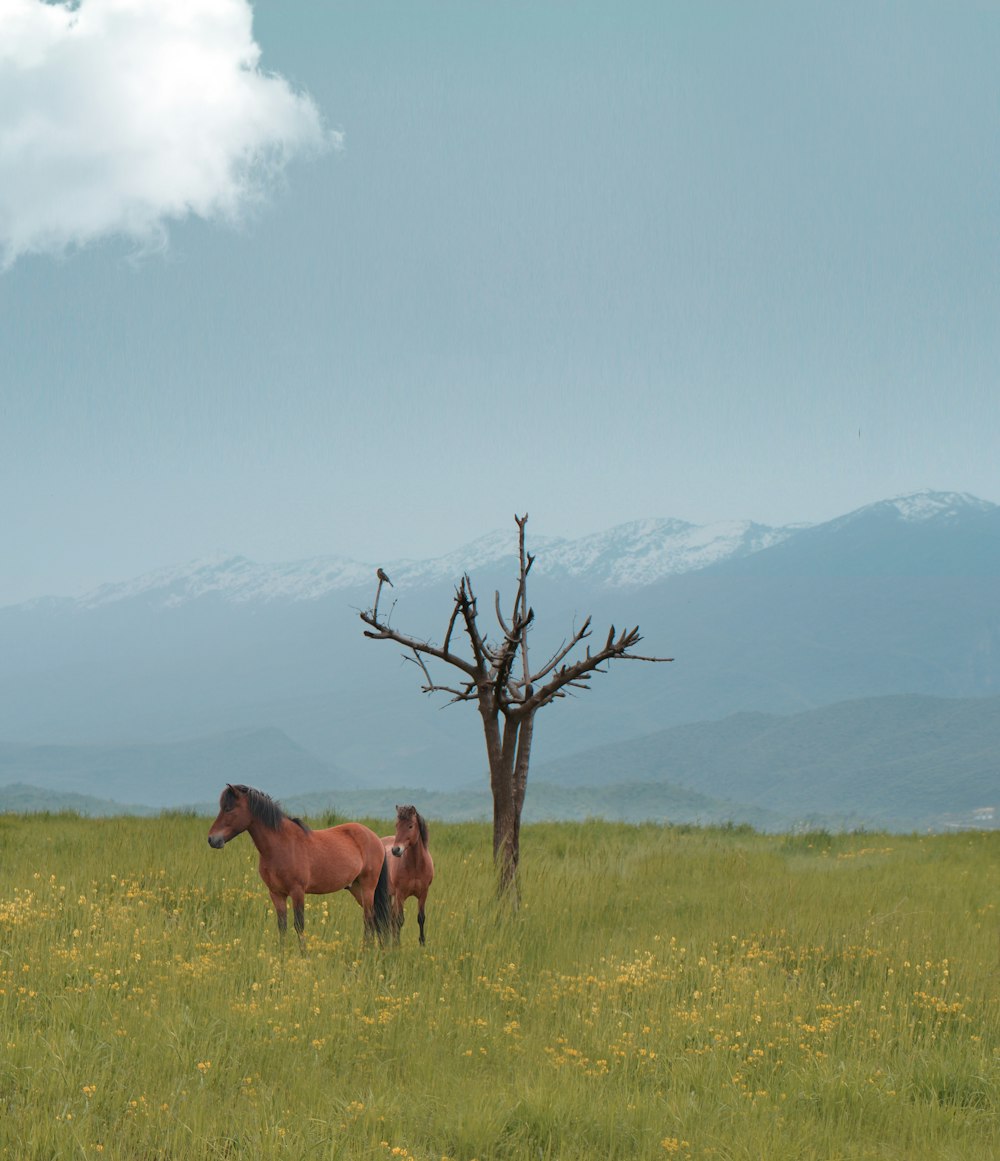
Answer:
2, 1, 998, 605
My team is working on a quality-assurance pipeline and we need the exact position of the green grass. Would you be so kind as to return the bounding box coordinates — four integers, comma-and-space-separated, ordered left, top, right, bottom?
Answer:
0, 812, 997, 1160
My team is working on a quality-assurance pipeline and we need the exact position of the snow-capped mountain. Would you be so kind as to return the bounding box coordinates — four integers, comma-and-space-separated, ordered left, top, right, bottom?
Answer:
76, 553, 375, 609
19, 490, 996, 612
529, 518, 792, 586
829, 491, 996, 529
66, 517, 793, 610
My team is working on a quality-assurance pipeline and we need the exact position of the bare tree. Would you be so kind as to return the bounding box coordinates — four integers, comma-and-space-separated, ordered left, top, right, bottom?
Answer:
361, 514, 671, 896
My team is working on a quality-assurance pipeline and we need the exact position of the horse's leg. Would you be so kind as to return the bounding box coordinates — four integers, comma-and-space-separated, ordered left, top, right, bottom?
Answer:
291, 887, 307, 955
269, 890, 288, 945
350, 845, 392, 946
386, 884, 403, 943
416, 887, 428, 945
348, 881, 376, 942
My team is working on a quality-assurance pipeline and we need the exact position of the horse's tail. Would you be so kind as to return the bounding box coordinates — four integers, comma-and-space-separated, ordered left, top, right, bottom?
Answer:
373, 851, 392, 942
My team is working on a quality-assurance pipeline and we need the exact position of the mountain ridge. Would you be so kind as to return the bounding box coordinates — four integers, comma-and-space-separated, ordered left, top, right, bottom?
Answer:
1, 692, 994, 832
0, 727, 349, 808
531, 692, 1000, 828
8, 490, 993, 612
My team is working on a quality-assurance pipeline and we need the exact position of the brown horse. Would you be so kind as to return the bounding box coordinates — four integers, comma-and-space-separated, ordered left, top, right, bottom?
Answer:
207, 783, 392, 950
381, 804, 434, 945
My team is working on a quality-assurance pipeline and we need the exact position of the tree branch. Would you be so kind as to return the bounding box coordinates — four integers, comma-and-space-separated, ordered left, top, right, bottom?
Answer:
406, 648, 476, 699
442, 598, 462, 655
491, 612, 530, 709
515, 625, 672, 716
513, 514, 533, 689
360, 607, 478, 678
455, 576, 492, 672
494, 590, 512, 639
528, 616, 592, 684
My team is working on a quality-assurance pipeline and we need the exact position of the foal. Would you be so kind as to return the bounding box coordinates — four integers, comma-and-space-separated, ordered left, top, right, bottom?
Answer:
381, 804, 434, 945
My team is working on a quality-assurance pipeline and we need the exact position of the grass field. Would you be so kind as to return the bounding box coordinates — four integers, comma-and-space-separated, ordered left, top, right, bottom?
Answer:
0, 811, 997, 1160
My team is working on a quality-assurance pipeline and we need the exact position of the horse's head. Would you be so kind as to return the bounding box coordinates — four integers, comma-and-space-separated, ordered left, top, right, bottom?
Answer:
390, 804, 427, 857
207, 783, 253, 849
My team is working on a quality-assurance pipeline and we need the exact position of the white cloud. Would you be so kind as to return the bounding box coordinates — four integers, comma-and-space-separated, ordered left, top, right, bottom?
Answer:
0, 0, 335, 266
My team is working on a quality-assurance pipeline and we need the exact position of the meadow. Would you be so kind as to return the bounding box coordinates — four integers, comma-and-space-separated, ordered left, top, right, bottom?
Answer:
0, 810, 996, 1161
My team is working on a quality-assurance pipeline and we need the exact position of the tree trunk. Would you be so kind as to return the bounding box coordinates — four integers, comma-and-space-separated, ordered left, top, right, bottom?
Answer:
511, 709, 535, 825
484, 709, 537, 901
488, 711, 524, 899
492, 783, 520, 900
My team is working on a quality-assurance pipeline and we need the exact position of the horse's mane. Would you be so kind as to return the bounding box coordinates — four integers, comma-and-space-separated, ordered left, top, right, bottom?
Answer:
223, 784, 311, 833
397, 803, 429, 847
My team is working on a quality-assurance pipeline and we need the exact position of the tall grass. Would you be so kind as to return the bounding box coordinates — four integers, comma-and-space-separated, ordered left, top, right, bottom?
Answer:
0, 812, 996, 1159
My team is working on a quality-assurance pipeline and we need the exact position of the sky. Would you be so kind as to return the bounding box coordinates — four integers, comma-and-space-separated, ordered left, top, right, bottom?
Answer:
1, 0, 998, 606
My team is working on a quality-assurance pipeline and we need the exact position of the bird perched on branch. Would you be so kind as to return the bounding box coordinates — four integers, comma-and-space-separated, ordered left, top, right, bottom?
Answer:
377, 568, 393, 587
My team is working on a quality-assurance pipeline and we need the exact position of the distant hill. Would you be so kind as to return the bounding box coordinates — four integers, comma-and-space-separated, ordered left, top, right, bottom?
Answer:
0, 727, 347, 808
282, 780, 785, 830
4, 693, 996, 832
0, 777, 785, 831
533, 693, 1000, 829
0, 782, 157, 817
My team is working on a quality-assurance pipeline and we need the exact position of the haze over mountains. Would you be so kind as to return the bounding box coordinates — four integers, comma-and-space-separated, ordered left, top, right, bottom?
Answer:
2, 491, 998, 828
